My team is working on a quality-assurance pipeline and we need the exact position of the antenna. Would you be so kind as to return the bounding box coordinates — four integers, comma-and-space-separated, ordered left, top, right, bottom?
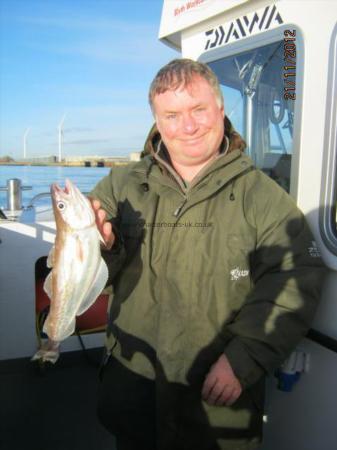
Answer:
23, 127, 31, 159
58, 114, 66, 163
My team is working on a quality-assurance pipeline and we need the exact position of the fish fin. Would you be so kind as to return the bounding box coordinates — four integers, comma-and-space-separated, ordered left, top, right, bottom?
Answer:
46, 246, 55, 268
43, 314, 76, 342
76, 257, 109, 316
95, 227, 105, 245
43, 271, 52, 300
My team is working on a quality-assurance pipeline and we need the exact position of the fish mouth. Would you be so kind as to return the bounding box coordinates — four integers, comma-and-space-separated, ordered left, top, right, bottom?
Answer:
64, 179, 74, 195
50, 178, 94, 228
51, 179, 74, 199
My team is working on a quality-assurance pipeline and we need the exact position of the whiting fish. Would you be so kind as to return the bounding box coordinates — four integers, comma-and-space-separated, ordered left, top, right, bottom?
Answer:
32, 179, 108, 363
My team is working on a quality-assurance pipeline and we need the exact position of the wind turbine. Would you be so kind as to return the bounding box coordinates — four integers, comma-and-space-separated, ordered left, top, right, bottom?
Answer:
23, 127, 31, 159
58, 113, 66, 163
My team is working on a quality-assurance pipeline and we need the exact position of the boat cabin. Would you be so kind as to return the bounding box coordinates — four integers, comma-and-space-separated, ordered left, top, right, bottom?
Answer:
158, 0, 337, 448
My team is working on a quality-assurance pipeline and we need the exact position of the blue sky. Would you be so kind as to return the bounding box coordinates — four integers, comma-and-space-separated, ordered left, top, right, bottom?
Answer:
0, 0, 178, 159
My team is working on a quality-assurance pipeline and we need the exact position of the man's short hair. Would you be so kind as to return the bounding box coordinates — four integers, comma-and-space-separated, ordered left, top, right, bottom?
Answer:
149, 58, 224, 112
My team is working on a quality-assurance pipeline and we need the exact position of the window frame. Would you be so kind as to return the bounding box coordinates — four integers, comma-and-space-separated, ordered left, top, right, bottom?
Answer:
319, 23, 337, 255
198, 25, 305, 201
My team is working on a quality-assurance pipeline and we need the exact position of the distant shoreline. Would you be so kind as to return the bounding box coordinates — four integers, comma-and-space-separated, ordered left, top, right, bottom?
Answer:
0, 161, 129, 168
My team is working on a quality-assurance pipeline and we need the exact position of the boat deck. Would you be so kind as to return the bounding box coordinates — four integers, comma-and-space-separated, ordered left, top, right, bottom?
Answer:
0, 347, 116, 450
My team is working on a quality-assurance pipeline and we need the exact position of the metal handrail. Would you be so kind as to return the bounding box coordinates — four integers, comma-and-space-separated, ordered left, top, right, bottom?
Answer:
26, 193, 52, 209
0, 178, 32, 211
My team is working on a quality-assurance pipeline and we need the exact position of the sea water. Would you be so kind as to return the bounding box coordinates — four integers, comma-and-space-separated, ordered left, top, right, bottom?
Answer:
0, 165, 111, 209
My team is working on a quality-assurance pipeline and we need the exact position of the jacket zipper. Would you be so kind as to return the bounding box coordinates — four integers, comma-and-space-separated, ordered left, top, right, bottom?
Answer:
173, 197, 187, 217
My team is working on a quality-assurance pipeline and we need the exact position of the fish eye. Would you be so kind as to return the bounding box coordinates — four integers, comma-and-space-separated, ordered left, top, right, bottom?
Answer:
57, 201, 66, 210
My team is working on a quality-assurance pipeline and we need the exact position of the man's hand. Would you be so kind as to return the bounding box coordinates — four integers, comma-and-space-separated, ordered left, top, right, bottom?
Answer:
90, 199, 115, 250
201, 354, 242, 406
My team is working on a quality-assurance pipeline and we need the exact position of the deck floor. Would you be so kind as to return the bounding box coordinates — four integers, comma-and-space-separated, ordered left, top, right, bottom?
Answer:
0, 347, 116, 450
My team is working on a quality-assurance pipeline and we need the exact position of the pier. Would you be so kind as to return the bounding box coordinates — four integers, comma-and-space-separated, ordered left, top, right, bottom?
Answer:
0, 152, 141, 167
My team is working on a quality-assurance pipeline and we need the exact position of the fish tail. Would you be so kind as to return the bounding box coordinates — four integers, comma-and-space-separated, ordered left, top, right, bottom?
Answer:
31, 338, 60, 364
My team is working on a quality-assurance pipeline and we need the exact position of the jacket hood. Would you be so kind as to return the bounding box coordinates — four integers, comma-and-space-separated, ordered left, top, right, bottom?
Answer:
141, 116, 246, 159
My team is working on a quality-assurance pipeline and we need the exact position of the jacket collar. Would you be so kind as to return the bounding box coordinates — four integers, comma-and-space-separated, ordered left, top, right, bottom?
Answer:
134, 150, 254, 219
132, 148, 254, 200
150, 136, 232, 192
132, 116, 251, 196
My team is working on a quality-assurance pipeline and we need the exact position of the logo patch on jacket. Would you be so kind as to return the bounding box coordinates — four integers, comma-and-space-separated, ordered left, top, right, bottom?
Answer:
308, 241, 321, 258
230, 267, 250, 281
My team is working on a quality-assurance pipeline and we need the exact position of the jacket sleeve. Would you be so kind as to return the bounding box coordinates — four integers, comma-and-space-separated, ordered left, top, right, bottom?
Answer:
89, 169, 127, 286
224, 171, 327, 389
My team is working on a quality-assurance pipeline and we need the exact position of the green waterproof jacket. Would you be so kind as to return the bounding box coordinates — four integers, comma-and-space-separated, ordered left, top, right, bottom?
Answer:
90, 122, 325, 450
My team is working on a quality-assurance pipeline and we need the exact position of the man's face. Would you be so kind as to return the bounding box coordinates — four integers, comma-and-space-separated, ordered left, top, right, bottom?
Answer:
153, 75, 225, 167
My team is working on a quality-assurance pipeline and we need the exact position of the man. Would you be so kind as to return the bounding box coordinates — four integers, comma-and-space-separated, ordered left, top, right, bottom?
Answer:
90, 59, 325, 450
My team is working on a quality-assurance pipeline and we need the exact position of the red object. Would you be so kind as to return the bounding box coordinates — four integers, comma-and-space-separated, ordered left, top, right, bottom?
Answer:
35, 278, 109, 335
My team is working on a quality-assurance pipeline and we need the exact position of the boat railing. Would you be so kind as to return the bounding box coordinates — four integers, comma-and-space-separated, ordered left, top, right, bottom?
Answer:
26, 192, 52, 209
0, 178, 32, 218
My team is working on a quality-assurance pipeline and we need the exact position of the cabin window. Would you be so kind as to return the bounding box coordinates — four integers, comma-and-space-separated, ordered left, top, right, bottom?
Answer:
208, 40, 296, 193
